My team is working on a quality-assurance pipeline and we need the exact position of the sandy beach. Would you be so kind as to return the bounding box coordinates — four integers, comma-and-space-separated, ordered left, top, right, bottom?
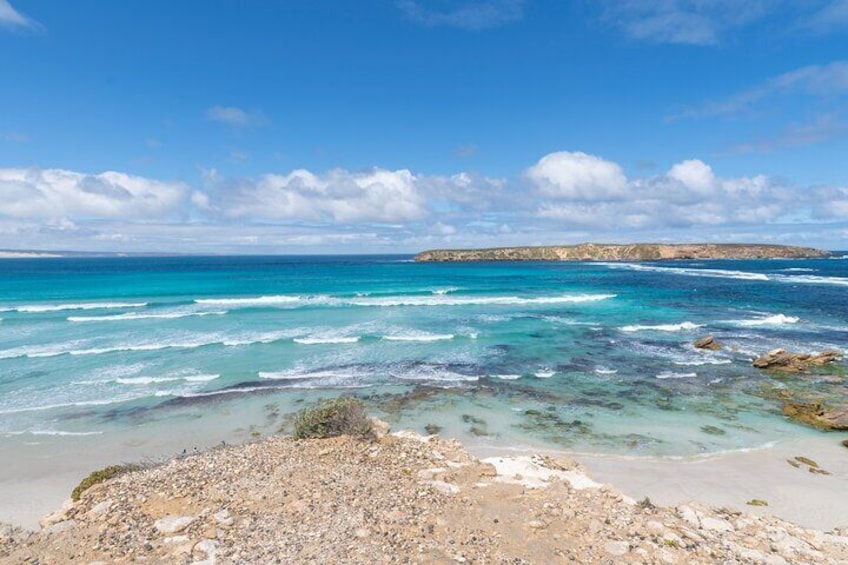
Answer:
2, 423, 847, 564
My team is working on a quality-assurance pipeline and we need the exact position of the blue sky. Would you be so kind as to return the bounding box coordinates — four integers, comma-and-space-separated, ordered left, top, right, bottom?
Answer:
1, 0, 847, 253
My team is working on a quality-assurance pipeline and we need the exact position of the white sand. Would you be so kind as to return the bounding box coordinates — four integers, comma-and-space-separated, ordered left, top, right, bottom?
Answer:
471, 435, 848, 531
4, 429, 847, 533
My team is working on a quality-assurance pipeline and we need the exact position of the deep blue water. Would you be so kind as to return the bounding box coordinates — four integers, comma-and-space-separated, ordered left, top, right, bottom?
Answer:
0, 254, 846, 458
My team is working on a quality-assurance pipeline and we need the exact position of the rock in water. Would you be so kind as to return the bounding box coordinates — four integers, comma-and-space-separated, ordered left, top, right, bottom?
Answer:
782, 401, 848, 430
753, 349, 841, 372
693, 335, 721, 350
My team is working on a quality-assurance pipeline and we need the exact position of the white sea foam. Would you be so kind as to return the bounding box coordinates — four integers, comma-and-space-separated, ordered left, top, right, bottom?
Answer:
655, 371, 697, 379
780, 268, 816, 272
534, 370, 555, 378
431, 287, 459, 295
195, 295, 304, 307
490, 373, 522, 380
733, 314, 799, 327
193, 293, 616, 309
115, 373, 220, 385
9, 301, 148, 313
293, 336, 361, 345
0, 331, 296, 359
349, 293, 616, 307
68, 310, 227, 322
594, 367, 618, 375
773, 273, 848, 287
382, 333, 454, 342
0, 398, 119, 415
602, 263, 769, 281
611, 263, 848, 287
258, 368, 366, 381
620, 321, 702, 333
391, 366, 478, 383
2, 430, 103, 437
673, 358, 732, 366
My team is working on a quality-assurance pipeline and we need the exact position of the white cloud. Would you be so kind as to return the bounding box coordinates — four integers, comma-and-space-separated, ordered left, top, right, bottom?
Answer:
525, 151, 628, 201
667, 159, 716, 195
528, 152, 796, 230
397, 0, 524, 30
219, 168, 427, 223
598, 0, 774, 45
0, 0, 41, 31
1, 156, 845, 254
728, 114, 848, 154
206, 106, 268, 127
804, 0, 848, 33
672, 61, 848, 120
0, 168, 191, 220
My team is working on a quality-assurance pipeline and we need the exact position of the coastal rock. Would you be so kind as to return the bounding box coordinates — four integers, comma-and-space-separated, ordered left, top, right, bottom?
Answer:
782, 402, 848, 430
753, 349, 841, 372
693, 335, 722, 350
5, 433, 848, 565
414, 243, 829, 263
154, 515, 196, 534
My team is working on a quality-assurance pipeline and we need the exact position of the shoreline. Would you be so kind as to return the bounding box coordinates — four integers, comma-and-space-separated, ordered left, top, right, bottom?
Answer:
466, 434, 848, 532
3, 426, 847, 563
3, 424, 846, 533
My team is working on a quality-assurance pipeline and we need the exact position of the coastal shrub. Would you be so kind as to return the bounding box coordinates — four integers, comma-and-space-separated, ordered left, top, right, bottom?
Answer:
293, 397, 373, 440
71, 463, 141, 501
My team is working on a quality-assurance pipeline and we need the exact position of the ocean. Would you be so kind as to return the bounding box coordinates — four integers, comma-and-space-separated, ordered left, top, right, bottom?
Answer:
1, 254, 846, 480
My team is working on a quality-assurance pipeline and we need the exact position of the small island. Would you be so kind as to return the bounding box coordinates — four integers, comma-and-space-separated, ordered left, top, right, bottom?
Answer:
414, 243, 830, 262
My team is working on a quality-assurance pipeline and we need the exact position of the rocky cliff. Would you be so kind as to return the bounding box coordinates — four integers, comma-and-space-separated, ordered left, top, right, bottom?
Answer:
414, 243, 830, 262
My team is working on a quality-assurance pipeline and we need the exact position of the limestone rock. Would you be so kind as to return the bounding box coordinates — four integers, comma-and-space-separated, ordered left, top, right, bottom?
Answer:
753, 349, 840, 372
693, 334, 721, 350
154, 515, 196, 534
415, 243, 829, 263
782, 402, 848, 430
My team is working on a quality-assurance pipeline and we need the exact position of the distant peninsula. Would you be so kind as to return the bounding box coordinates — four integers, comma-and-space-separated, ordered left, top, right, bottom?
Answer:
414, 243, 830, 262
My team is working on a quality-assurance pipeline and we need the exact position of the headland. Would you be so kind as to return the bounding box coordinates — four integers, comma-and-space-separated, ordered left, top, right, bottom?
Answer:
415, 243, 830, 262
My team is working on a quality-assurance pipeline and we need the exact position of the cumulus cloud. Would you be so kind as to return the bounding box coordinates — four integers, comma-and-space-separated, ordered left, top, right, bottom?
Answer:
214, 168, 427, 223
529, 152, 794, 230
525, 151, 628, 200
397, 0, 524, 30
0, 0, 41, 31
0, 156, 844, 253
206, 106, 268, 127
0, 168, 191, 220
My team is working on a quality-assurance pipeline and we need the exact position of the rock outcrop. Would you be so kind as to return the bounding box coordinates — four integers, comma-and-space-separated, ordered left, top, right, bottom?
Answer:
415, 243, 830, 262
693, 335, 722, 350
782, 401, 848, 431
4, 432, 848, 564
752, 349, 841, 372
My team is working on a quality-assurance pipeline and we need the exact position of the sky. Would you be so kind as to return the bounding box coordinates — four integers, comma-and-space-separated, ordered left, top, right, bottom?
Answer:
1, 0, 848, 254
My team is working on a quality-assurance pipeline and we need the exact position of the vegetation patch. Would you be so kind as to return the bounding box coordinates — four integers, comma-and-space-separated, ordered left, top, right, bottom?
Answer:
71, 464, 141, 501
292, 397, 373, 440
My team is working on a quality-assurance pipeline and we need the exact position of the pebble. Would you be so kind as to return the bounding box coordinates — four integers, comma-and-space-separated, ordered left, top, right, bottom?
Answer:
153, 515, 196, 534
1, 431, 847, 565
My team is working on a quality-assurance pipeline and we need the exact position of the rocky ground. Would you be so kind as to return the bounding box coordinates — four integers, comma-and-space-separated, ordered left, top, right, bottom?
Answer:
2, 426, 848, 564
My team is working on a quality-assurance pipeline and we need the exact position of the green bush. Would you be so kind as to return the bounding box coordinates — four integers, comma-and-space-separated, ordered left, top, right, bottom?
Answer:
293, 397, 373, 440
71, 464, 140, 501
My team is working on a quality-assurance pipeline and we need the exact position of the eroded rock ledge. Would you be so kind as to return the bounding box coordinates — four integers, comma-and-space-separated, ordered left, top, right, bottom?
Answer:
4, 430, 848, 564
415, 243, 829, 262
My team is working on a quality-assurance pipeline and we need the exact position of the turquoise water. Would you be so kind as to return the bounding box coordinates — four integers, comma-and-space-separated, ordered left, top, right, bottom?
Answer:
1, 254, 846, 464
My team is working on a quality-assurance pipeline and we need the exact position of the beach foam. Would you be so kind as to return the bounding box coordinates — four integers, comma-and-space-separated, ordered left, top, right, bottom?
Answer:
4, 302, 148, 313
68, 310, 227, 322
655, 371, 697, 379
620, 321, 702, 332
733, 314, 800, 327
